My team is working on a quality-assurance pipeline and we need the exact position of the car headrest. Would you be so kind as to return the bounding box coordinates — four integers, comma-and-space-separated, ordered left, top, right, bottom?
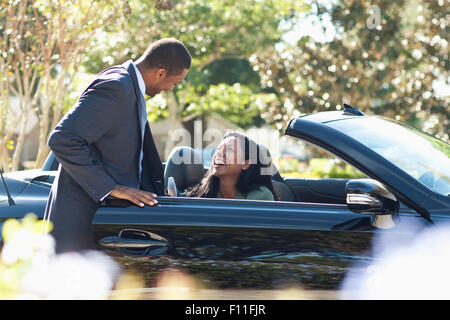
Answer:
258, 144, 283, 182
164, 146, 205, 191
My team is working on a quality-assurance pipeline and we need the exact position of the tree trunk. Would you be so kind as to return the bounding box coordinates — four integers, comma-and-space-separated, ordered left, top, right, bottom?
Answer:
34, 95, 52, 169
0, 142, 11, 171
0, 125, 18, 171
11, 110, 29, 171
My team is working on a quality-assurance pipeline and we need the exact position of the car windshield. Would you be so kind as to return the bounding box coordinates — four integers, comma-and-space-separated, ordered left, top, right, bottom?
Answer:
327, 116, 450, 196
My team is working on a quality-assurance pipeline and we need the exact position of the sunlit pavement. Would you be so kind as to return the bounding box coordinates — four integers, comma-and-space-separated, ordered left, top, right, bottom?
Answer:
108, 288, 341, 300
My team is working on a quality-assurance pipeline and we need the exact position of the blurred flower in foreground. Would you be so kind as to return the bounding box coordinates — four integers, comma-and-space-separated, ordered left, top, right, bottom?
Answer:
341, 222, 450, 299
273, 286, 309, 300
109, 268, 205, 300
0, 213, 140, 299
0, 213, 54, 299
109, 272, 146, 300
21, 249, 121, 299
2, 213, 53, 266
155, 268, 204, 300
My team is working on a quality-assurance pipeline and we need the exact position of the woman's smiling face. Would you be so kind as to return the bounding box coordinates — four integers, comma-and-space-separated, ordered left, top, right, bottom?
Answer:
212, 136, 249, 178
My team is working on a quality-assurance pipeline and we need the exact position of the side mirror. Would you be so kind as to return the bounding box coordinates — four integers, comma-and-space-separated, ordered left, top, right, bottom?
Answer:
346, 179, 399, 229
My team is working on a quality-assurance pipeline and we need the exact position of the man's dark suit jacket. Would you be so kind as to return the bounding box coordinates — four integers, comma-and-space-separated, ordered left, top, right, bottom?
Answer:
44, 60, 164, 253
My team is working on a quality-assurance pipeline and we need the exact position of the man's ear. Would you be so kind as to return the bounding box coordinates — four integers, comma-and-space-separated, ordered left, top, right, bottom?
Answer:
155, 67, 167, 81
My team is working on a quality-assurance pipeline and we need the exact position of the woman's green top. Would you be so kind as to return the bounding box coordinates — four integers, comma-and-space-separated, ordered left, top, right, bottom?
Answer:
217, 186, 275, 201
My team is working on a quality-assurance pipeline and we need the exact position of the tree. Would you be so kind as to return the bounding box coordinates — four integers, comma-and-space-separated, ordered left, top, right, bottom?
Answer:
0, 0, 122, 171
252, 0, 449, 140
84, 0, 304, 154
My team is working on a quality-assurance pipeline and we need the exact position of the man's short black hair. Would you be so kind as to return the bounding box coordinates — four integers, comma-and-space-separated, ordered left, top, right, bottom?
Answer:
140, 38, 191, 76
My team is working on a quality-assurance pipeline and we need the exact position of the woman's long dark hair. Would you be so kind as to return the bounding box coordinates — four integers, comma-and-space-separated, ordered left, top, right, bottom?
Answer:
187, 132, 278, 200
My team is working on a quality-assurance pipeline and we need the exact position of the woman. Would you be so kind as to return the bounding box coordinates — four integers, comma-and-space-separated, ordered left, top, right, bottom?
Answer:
187, 131, 278, 201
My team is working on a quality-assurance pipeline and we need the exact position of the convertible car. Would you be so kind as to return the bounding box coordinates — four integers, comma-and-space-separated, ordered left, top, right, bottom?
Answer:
1, 105, 449, 290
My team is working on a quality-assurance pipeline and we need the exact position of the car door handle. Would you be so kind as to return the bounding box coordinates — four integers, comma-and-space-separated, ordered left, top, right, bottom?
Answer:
99, 236, 166, 249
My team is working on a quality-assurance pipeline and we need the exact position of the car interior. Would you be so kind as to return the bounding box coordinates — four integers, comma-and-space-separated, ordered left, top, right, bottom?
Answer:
163, 146, 349, 204
42, 146, 351, 204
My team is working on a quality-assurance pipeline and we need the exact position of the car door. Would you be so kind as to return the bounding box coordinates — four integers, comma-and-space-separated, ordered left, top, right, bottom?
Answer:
91, 114, 438, 291
284, 178, 349, 204
93, 194, 393, 290
93, 114, 449, 290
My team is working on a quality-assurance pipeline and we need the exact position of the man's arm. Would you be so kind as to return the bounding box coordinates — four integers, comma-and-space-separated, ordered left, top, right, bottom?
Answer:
48, 79, 127, 202
49, 77, 158, 207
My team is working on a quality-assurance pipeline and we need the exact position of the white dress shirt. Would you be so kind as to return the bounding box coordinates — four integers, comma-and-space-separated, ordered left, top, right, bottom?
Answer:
132, 62, 148, 189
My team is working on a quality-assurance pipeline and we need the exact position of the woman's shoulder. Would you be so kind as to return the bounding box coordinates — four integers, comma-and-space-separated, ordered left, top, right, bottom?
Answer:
246, 186, 275, 201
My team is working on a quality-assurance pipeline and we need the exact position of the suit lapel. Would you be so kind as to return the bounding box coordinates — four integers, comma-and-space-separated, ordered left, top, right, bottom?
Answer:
141, 122, 165, 194
123, 60, 145, 150
123, 60, 164, 194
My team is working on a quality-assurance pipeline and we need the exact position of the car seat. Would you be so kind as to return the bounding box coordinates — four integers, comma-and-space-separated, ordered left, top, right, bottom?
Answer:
164, 146, 205, 196
258, 144, 297, 202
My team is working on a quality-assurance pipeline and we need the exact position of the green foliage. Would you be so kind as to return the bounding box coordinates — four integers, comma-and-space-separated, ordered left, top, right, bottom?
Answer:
0, 0, 124, 170
146, 93, 170, 123
253, 0, 449, 140
4, 0, 446, 169
179, 82, 277, 129
205, 59, 262, 91
85, 0, 299, 71
82, 0, 447, 141
83, 0, 301, 129
0, 213, 50, 299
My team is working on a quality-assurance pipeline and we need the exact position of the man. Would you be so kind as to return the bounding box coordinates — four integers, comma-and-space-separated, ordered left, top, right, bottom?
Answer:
43, 38, 191, 253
